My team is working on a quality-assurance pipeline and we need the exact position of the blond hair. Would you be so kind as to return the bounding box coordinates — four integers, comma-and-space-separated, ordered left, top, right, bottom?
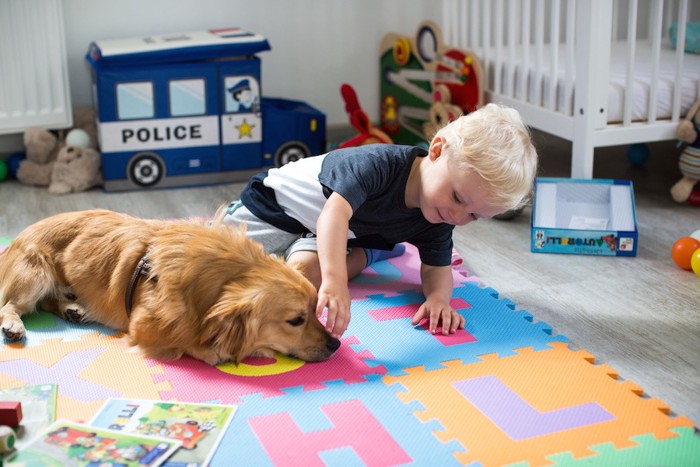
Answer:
435, 103, 538, 212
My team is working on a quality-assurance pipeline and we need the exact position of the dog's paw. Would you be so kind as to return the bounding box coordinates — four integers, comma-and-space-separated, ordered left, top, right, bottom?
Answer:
64, 305, 86, 323
1, 322, 26, 341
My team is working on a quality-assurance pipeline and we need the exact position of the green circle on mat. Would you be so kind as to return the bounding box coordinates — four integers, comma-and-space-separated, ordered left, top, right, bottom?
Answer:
24, 311, 58, 330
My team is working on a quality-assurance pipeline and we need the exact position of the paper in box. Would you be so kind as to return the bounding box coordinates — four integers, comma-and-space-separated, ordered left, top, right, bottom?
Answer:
531, 178, 638, 256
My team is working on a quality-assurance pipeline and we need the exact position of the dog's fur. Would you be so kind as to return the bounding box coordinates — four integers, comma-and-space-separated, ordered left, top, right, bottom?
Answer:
0, 209, 340, 364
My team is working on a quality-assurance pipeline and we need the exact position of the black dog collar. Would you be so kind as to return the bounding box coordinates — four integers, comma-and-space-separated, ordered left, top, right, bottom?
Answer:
125, 255, 152, 318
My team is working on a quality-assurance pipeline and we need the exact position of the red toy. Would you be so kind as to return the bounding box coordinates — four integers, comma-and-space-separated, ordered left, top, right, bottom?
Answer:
338, 83, 393, 149
0, 401, 22, 427
688, 188, 700, 206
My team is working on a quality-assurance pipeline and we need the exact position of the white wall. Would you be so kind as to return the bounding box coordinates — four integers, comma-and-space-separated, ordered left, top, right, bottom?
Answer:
0, 0, 439, 154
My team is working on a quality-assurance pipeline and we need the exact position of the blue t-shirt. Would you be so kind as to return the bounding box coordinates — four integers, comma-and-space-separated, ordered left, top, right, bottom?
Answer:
241, 144, 455, 266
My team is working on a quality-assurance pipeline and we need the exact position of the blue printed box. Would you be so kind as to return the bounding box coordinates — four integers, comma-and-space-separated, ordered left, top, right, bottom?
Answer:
531, 178, 638, 257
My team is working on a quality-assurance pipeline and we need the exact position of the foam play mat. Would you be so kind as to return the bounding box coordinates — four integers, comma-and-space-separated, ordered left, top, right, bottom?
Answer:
1, 238, 698, 465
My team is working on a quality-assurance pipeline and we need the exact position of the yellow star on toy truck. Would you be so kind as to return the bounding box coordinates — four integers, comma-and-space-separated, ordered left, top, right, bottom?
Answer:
236, 118, 255, 138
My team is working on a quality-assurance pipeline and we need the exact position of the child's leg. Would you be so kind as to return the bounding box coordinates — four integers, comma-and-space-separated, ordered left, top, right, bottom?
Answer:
363, 244, 406, 267
219, 201, 299, 255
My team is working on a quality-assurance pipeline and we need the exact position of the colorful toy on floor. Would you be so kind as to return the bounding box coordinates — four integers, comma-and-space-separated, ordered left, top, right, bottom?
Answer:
6, 153, 24, 179
0, 401, 22, 427
0, 159, 7, 182
337, 83, 392, 148
0, 425, 15, 453
671, 236, 700, 271
689, 188, 700, 206
86, 27, 326, 192
671, 99, 700, 204
627, 142, 651, 166
379, 21, 484, 145
691, 248, 700, 276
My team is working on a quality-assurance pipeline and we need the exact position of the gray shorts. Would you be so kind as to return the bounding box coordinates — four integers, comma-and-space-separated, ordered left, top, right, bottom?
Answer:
220, 201, 318, 259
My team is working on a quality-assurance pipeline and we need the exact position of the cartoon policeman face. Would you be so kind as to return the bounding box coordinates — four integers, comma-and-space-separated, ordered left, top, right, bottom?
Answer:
236, 88, 254, 107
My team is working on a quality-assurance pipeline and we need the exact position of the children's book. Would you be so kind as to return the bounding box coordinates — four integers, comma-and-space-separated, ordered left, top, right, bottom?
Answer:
90, 398, 237, 467
4, 419, 181, 466
0, 384, 57, 456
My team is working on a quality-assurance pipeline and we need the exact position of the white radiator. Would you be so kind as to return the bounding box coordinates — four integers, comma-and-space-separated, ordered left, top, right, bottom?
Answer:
0, 0, 72, 135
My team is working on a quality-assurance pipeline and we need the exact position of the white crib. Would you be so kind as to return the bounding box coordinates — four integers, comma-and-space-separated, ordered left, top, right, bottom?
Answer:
441, 0, 700, 178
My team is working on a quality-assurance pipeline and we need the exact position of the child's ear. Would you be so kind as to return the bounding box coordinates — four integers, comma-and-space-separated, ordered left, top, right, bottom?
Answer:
429, 136, 446, 160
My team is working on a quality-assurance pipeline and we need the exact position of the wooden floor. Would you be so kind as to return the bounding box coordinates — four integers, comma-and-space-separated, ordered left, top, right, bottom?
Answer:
1, 132, 698, 425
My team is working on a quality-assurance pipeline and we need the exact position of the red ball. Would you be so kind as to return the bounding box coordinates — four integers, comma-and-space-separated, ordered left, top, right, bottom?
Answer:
688, 188, 700, 207
672, 237, 700, 270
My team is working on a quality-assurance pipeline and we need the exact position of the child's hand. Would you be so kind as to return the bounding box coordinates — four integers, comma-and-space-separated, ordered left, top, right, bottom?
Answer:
316, 279, 351, 338
411, 298, 465, 335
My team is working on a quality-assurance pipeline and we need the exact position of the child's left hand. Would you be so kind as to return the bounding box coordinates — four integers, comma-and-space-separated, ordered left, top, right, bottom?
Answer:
411, 298, 465, 334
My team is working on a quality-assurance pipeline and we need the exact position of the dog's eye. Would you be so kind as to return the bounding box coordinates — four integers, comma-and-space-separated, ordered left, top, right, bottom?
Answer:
65, 293, 77, 301
286, 316, 305, 327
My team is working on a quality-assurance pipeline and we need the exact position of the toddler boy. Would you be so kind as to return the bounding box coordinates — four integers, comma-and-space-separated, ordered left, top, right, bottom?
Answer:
219, 103, 538, 338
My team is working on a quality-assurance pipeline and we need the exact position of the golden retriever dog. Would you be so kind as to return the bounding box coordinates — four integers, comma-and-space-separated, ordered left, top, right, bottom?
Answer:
0, 209, 340, 364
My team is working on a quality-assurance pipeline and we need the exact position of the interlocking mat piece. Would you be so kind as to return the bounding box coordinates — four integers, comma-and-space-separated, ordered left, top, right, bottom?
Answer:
1, 238, 698, 465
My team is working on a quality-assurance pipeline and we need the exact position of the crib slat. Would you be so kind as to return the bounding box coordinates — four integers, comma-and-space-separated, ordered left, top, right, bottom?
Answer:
459, 0, 467, 49
494, 0, 503, 95
647, 0, 664, 124
506, 0, 518, 97
482, 0, 491, 89
469, 0, 479, 49
442, 0, 451, 45
519, 0, 532, 102
533, 0, 545, 106
547, 0, 561, 112
563, 0, 575, 116
623, 0, 638, 126
672, 0, 688, 121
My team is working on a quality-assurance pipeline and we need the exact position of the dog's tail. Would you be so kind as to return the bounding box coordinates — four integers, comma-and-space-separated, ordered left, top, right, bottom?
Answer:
211, 202, 247, 237
211, 203, 230, 227
0, 242, 57, 304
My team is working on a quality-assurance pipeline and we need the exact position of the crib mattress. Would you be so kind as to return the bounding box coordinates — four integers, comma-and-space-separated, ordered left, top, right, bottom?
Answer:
485, 40, 700, 123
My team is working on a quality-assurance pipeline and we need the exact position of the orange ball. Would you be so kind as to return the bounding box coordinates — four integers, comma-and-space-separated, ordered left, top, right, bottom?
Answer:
672, 237, 700, 270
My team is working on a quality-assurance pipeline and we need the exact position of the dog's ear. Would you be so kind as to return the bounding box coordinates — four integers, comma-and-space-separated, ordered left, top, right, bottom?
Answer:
201, 297, 259, 364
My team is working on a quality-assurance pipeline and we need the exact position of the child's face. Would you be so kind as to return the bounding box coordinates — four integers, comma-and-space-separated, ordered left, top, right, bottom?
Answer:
418, 138, 503, 225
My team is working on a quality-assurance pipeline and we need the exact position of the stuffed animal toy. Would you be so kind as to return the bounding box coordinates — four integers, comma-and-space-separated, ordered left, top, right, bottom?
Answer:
671, 99, 700, 203
17, 128, 60, 186
49, 145, 102, 195
17, 107, 101, 194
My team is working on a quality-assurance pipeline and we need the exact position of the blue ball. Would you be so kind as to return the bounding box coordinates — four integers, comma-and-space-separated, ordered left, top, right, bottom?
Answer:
7, 152, 26, 179
627, 143, 650, 166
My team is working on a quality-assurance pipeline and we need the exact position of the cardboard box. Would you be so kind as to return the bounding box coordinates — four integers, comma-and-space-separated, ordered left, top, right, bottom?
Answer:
531, 178, 638, 257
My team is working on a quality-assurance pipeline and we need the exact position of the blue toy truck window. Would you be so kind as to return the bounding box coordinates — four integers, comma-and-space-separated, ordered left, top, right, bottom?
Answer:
224, 76, 260, 113
169, 79, 206, 117
116, 82, 154, 120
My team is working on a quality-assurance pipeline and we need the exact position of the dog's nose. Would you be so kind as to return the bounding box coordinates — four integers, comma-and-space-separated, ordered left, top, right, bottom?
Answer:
327, 337, 341, 352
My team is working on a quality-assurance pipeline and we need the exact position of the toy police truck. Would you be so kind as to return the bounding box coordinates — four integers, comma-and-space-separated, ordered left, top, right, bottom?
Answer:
86, 28, 326, 191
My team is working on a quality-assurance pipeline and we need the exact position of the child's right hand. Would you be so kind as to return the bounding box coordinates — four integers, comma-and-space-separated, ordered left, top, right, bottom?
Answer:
316, 279, 351, 338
